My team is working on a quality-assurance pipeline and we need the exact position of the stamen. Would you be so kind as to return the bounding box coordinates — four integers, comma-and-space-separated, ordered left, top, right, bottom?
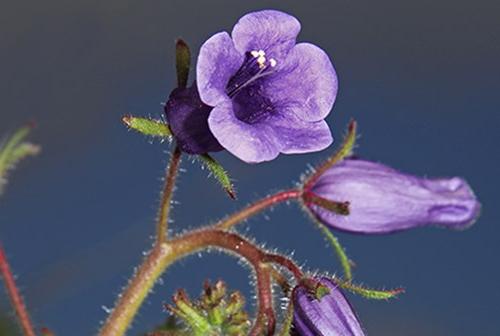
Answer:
226, 50, 277, 97
257, 55, 266, 68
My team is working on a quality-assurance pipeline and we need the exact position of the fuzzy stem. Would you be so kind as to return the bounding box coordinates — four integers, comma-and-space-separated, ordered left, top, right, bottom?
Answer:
215, 189, 301, 231
317, 224, 353, 281
99, 229, 301, 336
156, 146, 182, 243
0, 246, 36, 336
250, 265, 275, 336
263, 253, 303, 281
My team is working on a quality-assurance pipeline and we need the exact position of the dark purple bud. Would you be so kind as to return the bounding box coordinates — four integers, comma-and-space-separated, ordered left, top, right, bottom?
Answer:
293, 277, 365, 336
164, 83, 223, 155
305, 159, 481, 234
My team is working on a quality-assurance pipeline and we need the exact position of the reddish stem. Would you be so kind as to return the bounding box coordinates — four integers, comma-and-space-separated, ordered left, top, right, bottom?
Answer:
101, 229, 302, 336
0, 246, 35, 336
264, 253, 304, 280
250, 265, 275, 336
215, 189, 301, 230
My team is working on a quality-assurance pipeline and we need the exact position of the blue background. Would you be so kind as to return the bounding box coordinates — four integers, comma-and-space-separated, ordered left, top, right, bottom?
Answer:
0, 1, 498, 335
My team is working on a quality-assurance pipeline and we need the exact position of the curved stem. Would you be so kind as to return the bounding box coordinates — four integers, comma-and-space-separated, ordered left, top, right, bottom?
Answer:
264, 253, 303, 281
0, 246, 36, 336
99, 229, 301, 336
156, 146, 182, 243
215, 189, 301, 231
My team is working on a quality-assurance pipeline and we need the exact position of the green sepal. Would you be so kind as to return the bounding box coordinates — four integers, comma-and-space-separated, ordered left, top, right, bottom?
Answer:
304, 193, 350, 216
0, 124, 40, 195
176, 39, 191, 88
303, 119, 357, 189
335, 278, 404, 300
198, 154, 236, 199
122, 115, 172, 138
314, 284, 331, 300
169, 290, 212, 336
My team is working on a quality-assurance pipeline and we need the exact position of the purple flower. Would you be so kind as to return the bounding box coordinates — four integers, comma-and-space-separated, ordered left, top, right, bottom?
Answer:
293, 277, 365, 336
164, 83, 223, 154
305, 159, 481, 234
196, 10, 337, 163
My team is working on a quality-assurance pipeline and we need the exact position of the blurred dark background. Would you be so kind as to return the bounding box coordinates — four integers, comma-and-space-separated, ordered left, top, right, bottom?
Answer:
0, 1, 498, 335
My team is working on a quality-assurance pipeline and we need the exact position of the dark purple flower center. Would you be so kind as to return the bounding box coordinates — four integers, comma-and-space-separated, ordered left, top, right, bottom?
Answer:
225, 50, 277, 124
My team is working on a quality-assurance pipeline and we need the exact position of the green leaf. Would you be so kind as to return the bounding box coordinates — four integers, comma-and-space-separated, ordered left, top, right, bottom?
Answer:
198, 154, 236, 199
4, 143, 40, 169
0, 125, 40, 195
335, 279, 404, 300
122, 115, 172, 138
176, 39, 191, 88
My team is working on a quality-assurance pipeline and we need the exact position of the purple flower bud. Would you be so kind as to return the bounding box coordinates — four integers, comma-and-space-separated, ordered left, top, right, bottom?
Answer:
293, 277, 365, 336
164, 84, 223, 154
196, 10, 337, 163
305, 159, 481, 234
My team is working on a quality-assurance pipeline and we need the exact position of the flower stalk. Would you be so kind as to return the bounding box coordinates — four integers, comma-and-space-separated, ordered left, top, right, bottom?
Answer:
215, 189, 301, 230
156, 146, 182, 243
0, 246, 36, 336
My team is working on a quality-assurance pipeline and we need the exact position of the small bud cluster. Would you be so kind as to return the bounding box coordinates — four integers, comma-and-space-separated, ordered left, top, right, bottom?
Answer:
166, 280, 250, 336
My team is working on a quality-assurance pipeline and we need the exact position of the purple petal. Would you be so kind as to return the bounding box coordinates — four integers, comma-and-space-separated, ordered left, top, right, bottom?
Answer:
293, 278, 365, 336
208, 100, 280, 163
309, 159, 481, 234
197, 32, 243, 106
264, 43, 338, 122
267, 114, 333, 154
164, 84, 223, 154
231, 10, 300, 61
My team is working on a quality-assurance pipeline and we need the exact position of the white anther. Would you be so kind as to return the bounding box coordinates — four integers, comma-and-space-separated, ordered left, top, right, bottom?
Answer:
250, 50, 260, 58
257, 55, 267, 68
257, 49, 266, 56
269, 58, 277, 67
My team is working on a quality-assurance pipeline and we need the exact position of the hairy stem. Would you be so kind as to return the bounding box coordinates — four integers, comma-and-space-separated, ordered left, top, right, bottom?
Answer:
156, 146, 182, 243
250, 265, 275, 336
99, 229, 301, 336
215, 189, 301, 231
0, 246, 36, 336
263, 253, 303, 281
